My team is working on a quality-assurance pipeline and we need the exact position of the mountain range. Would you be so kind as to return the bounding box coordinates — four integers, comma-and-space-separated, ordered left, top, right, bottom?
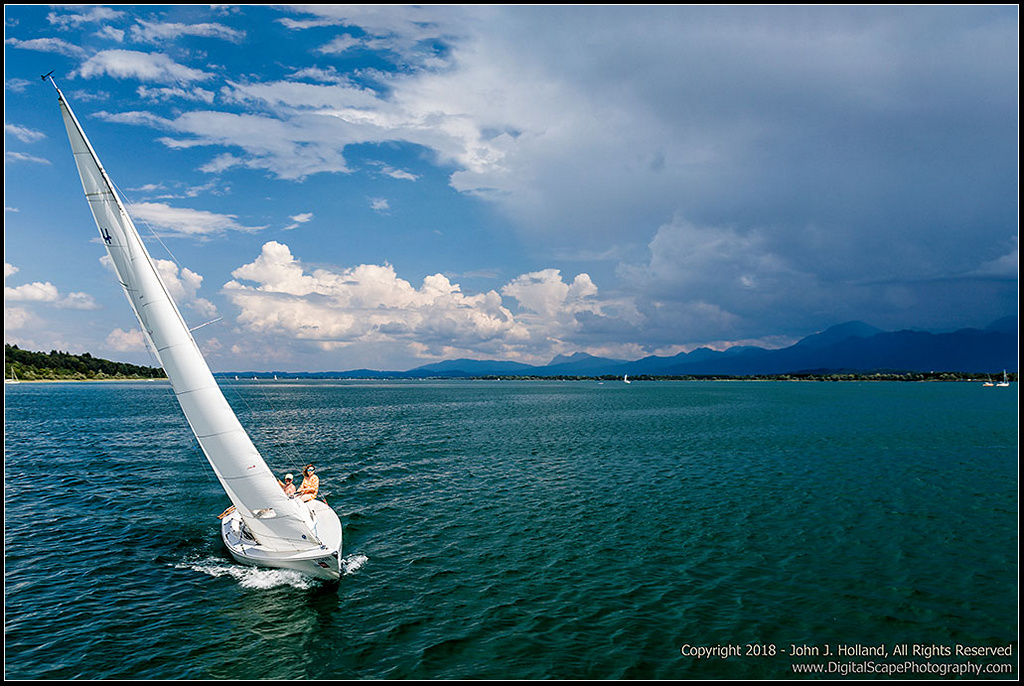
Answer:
255, 316, 1018, 379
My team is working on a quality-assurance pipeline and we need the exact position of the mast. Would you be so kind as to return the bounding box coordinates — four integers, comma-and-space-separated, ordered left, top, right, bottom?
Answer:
51, 79, 320, 553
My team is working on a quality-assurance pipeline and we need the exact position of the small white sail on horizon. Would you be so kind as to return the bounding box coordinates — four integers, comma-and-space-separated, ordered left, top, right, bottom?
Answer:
51, 78, 342, 580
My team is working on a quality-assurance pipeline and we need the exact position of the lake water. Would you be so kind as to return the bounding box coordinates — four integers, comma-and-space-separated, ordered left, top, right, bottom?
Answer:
3, 379, 1018, 679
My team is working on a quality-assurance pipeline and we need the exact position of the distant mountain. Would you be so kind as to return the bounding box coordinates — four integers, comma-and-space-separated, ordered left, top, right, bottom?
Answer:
221, 317, 1017, 379
789, 320, 884, 350
399, 317, 1018, 378
541, 352, 628, 375
407, 358, 537, 377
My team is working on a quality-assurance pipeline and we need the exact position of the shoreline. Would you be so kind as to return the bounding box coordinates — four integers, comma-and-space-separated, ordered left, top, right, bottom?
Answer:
7, 373, 1015, 384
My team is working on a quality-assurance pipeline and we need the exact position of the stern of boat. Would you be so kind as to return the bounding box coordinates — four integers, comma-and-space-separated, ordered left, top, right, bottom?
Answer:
220, 504, 343, 581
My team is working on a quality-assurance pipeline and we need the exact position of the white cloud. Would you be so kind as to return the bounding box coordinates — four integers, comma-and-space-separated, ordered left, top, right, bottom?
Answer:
284, 212, 314, 230
136, 84, 217, 104
105, 327, 146, 352
153, 259, 219, 320
128, 202, 264, 237
3, 306, 32, 330
47, 6, 124, 29
98, 254, 218, 321
224, 241, 528, 361
76, 50, 212, 84
222, 242, 647, 366
58, 292, 102, 311
279, 5, 473, 66
4, 36, 89, 58
129, 19, 245, 44
502, 269, 598, 318
5, 151, 51, 165
5, 123, 46, 144
3, 279, 98, 310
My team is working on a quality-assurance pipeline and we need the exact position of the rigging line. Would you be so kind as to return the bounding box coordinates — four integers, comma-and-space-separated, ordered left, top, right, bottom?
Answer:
108, 176, 186, 273
247, 375, 309, 477
214, 373, 299, 478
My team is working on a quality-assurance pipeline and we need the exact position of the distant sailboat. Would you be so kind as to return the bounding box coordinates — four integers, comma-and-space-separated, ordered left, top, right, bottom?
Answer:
51, 78, 343, 580
5, 369, 20, 384
623, 374, 631, 384
984, 370, 1011, 387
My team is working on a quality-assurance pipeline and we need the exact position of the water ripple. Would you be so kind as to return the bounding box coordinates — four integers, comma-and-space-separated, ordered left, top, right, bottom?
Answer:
5, 380, 1017, 679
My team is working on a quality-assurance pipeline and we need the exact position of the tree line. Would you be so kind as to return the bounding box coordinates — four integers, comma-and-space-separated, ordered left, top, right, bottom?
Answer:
5, 344, 165, 381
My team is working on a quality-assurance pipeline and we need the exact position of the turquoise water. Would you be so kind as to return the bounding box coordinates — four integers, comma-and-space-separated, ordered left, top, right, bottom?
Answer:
3, 380, 1018, 679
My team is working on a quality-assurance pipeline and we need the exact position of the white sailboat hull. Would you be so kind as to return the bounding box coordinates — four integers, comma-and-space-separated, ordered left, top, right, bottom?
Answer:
221, 500, 344, 581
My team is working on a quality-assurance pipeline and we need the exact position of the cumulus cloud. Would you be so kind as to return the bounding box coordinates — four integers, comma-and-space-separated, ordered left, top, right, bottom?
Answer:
105, 327, 146, 352
98, 254, 219, 321
153, 259, 219, 320
3, 306, 32, 331
4, 276, 99, 310
224, 241, 526, 360
8, 6, 1012, 364
222, 242, 647, 365
256, 5, 1017, 309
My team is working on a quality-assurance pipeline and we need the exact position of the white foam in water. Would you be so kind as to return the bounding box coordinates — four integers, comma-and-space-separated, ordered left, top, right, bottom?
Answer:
176, 553, 368, 588
176, 556, 316, 589
342, 553, 368, 574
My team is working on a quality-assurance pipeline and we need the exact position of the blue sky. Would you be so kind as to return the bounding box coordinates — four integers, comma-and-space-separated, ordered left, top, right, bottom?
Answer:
5, 5, 1018, 372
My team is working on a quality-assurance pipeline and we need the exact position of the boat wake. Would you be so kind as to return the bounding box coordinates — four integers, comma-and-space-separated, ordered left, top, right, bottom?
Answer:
176, 555, 316, 589
176, 552, 368, 589
341, 553, 369, 575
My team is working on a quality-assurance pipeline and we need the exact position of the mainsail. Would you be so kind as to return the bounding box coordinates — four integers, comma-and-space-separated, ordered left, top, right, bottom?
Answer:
54, 82, 321, 553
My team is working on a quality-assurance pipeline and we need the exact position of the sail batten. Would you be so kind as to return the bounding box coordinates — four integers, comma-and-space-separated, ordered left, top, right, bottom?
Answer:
54, 82, 323, 555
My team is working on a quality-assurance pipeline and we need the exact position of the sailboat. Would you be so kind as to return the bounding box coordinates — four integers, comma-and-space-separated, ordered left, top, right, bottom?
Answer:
623, 374, 630, 384
50, 78, 343, 581
996, 370, 1010, 387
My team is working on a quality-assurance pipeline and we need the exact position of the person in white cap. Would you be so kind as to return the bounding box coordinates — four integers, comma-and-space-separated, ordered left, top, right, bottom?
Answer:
278, 473, 296, 497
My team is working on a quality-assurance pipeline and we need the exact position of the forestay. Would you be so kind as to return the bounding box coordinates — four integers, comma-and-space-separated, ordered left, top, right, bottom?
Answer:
55, 83, 321, 553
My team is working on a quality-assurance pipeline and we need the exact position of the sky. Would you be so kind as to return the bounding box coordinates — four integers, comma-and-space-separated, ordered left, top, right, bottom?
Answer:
4, 5, 1019, 372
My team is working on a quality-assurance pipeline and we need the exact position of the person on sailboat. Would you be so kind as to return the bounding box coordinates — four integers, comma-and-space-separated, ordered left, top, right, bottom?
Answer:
278, 473, 296, 497
296, 464, 319, 502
